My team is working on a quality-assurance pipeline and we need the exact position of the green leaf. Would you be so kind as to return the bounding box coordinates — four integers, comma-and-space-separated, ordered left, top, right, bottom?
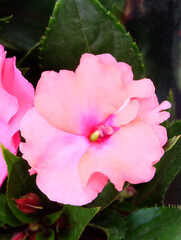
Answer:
0, 0, 55, 52
167, 120, 181, 138
113, 201, 138, 213
0, 15, 13, 23
1, 145, 43, 223
59, 205, 99, 240
43, 211, 62, 226
164, 135, 180, 153
92, 208, 126, 240
166, 89, 176, 123
40, 0, 144, 79
18, 42, 42, 86
0, 193, 21, 227
132, 121, 181, 207
36, 228, 55, 240
99, 0, 126, 20
126, 206, 181, 240
86, 182, 120, 209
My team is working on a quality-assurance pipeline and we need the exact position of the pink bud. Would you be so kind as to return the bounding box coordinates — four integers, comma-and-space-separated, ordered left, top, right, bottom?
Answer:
11, 232, 26, 240
13, 193, 43, 214
120, 185, 137, 199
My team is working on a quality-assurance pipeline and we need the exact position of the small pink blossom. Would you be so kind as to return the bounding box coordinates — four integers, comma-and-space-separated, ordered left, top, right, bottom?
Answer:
0, 44, 34, 186
20, 53, 171, 206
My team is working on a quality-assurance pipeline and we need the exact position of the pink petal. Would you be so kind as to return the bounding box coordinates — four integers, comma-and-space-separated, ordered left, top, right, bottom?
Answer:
97, 53, 118, 65
107, 99, 139, 127
2, 57, 34, 134
117, 62, 134, 87
0, 46, 6, 83
0, 89, 18, 123
127, 78, 155, 98
0, 45, 4, 55
141, 100, 171, 125
78, 121, 164, 192
97, 54, 134, 87
35, 53, 126, 136
152, 125, 168, 147
0, 121, 18, 186
20, 108, 103, 205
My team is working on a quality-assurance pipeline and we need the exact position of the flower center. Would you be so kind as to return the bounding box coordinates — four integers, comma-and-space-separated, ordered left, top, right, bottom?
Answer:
90, 125, 114, 142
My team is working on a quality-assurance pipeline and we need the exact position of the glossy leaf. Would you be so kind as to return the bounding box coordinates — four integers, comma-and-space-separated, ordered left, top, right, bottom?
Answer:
126, 206, 181, 240
92, 208, 126, 240
0, 193, 21, 227
59, 205, 99, 240
164, 135, 180, 153
99, 0, 126, 19
132, 121, 181, 206
43, 211, 62, 226
40, 0, 144, 79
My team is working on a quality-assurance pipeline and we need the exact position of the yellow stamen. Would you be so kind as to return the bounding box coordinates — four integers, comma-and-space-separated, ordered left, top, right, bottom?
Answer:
90, 130, 100, 142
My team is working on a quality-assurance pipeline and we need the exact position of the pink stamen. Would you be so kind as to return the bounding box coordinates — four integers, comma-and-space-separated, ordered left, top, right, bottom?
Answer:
98, 125, 114, 137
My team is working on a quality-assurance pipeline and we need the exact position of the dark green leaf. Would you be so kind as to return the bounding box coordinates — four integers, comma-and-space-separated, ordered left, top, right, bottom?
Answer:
0, 15, 12, 23
164, 135, 180, 153
18, 67, 29, 76
0, 0, 55, 52
132, 121, 181, 207
92, 208, 126, 240
126, 206, 181, 240
40, 0, 144, 79
0, 193, 21, 227
166, 89, 176, 123
99, 0, 126, 20
18, 42, 42, 86
59, 205, 99, 240
113, 201, 138, 213
36, 228, 55, 240
1, 145, 43, 223
43, 211, 62, 226
86, 182, 120, 209
167, 120, 181, 138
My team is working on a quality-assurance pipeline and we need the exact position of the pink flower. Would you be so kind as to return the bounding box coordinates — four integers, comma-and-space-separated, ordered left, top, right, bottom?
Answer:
0, 44, 34, 186
20, 53, 171, 206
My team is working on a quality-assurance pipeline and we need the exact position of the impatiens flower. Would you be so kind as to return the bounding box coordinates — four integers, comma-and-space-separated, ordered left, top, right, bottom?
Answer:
20, 53, 171, 206
0, 44, 34, 186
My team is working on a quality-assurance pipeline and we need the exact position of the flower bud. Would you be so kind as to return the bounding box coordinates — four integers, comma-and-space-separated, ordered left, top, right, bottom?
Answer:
11, 232, 26, 240
120, 185, 137, 199
13, 193, 43, 214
